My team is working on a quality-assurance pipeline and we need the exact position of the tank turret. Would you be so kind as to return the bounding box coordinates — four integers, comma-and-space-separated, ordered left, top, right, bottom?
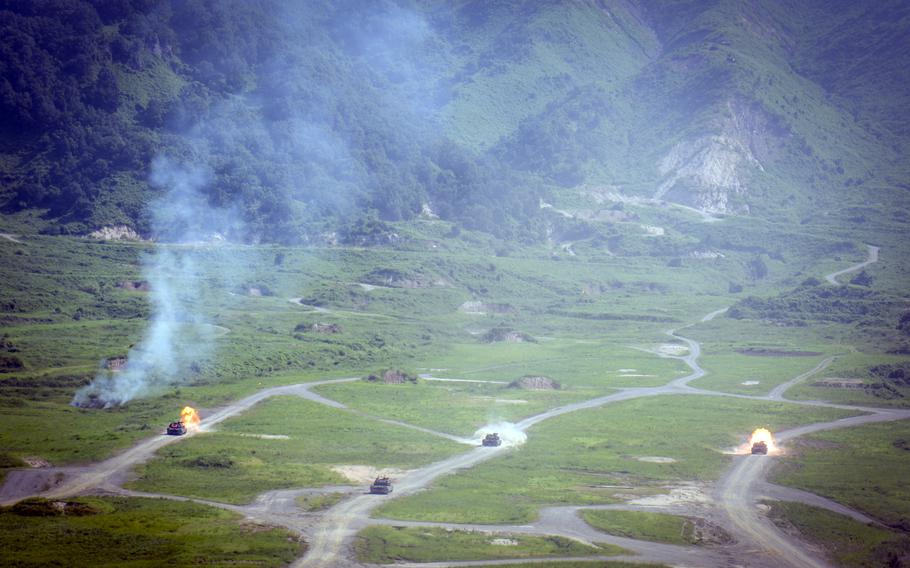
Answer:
482, 433, 502, 447
370, 476, 393, 494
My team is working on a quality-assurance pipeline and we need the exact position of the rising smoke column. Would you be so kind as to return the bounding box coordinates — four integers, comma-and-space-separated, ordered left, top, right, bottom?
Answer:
72, 158, 232, 407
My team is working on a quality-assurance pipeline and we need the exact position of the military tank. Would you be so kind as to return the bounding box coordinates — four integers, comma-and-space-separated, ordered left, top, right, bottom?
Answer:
482, 433, 502, 447
166, 421, 187, 436
751, 441, 768, 455
370, 476, 393, 494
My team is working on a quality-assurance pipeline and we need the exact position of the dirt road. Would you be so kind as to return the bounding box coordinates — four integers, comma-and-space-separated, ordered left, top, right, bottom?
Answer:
4, 300, 908, 568
825, 244, 879, 285
0, 378, 361, 505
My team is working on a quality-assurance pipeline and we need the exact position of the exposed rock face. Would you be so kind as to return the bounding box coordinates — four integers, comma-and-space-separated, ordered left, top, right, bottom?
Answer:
88, 225, 144, 241
654, 99, 786, 214
508, 376, 560, 390
104, 356, 128, 371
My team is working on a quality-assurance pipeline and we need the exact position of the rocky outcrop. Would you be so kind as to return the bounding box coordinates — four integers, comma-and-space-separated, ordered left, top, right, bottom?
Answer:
654, 99, 787, 214
87, 226, 144, 241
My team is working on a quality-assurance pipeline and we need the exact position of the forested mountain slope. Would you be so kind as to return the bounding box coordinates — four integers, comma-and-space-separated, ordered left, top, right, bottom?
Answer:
1, 0, 907, 241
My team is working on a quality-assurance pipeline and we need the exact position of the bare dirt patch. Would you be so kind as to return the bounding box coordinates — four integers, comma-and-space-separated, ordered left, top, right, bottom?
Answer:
508, 376, 560, 390
103, 356, 128, 371
295, 322, 342, 334
812, 378, 864, 389
116, 280, 150, 292
657, 344, 688, 356
629, 484, 711, 506
459, 301, 515, 315
365, 369, 417, 384
331, 465, 408, 484
635, 456, 677, 464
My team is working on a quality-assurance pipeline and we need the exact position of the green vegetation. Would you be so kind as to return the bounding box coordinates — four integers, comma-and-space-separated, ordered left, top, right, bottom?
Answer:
374, 396, 856, 524
785, 352, 910, 408
3, 1, 909, 245
317, 380, 603, 438
295, 492, 345, 512
766, 502, 910, 568
0, 497, 303, 567
772, 420, 910, 528
581, 510, 700, 546
354, 525, 617, 564
128, 396, 464, 504
692, 350, 831, 395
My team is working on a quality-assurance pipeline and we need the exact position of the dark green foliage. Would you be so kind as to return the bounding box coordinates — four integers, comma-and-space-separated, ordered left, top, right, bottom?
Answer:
869, 363, 910, 387
183, 454, 235, 469
899, 312, 910, 335
729, 286, 905, 328
0, 497, 304, 566
850, 270, 874, 287
10, 498, 101, 518
0, 354, 24, 372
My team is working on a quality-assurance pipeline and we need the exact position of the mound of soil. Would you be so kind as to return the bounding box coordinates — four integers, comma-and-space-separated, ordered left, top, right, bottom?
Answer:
483, 327, 535, 343
459, 301, 516, 315
736, 348, 823, 357
294, 322, 341, 334
365, 369, 417, 384
103, 356, 128, 371
363, 268, 446, 289
11, 498, 101, 517
508, 376, 560, 390
116, 280, 150, 292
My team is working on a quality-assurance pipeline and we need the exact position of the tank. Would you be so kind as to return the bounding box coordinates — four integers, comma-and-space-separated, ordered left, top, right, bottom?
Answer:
751, 441, 768, 455
167, 421, 187, 436
482, 433, 502, 447
370, 476, 393, 494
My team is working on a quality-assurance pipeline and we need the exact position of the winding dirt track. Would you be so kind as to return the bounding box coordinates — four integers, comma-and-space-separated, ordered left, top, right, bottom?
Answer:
825, 244, 879, 285
3, 244, 905, 567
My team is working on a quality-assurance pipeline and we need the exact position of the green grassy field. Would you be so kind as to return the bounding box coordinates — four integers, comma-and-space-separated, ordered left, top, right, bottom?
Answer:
354, 525, 619, 563
580, 510, 700, 546
784, 351, 910, 408
772, 419, 910, 527
316, 380, 606, 438
1, 214, 908, 562
0, 497, 303, 567
373, 396, 857, 524
128, 396, 465, 504
766, 502, 910, 568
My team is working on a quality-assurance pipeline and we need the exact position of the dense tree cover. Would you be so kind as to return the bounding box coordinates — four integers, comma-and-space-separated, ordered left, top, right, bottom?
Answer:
0, 0, 545, 242
1, 0, 907, 242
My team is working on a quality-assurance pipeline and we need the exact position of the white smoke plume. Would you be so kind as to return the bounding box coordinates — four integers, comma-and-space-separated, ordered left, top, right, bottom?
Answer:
473, 422, 528, 447
72, 158, 236, 407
